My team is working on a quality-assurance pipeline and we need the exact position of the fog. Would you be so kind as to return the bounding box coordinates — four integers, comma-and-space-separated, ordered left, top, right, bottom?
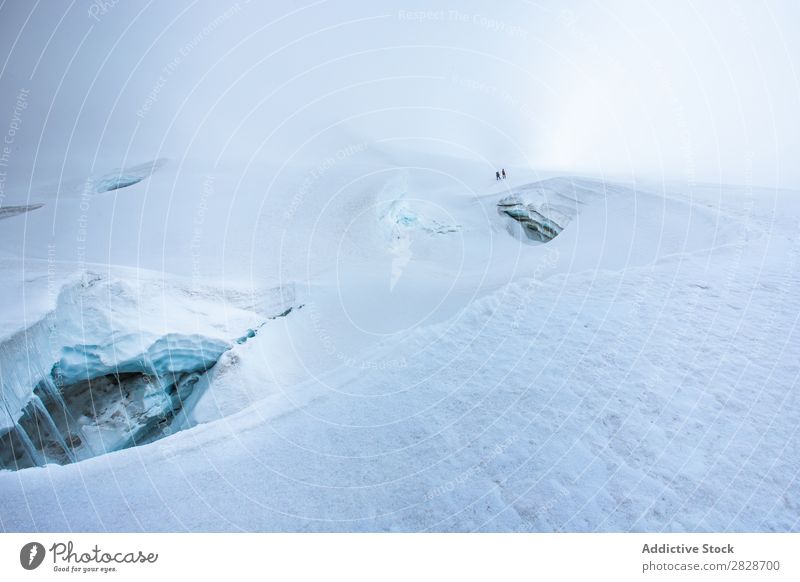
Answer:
0, 0, 797, 190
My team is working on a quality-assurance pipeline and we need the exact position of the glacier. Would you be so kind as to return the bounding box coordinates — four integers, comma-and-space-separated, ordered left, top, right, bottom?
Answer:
90, 159, 167, 194
0, 0, 797, 534
1, 166, 796, 532
0, 270, 297, 470
495, 181, 584, 243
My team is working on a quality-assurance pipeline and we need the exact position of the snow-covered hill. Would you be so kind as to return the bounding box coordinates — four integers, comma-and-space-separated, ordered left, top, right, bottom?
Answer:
0, 1, 798, 533
0, 164, 797, 531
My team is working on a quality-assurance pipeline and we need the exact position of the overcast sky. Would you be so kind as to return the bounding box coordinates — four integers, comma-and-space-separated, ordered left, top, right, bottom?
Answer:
0, 0, 797, 189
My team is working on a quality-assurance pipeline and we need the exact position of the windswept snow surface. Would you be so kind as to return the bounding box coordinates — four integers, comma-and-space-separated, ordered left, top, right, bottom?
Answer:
0, 162, 797, 531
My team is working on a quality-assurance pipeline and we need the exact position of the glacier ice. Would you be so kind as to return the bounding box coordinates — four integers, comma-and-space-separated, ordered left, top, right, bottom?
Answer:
0, 331, 231, 469
0, 204, 44, 221
497, 196, 563, 242
91, 158, 166, 194
0, 270, 281, 470
496, 182, 581, 243
382, 198, 461, 236
52, 333, 230, 387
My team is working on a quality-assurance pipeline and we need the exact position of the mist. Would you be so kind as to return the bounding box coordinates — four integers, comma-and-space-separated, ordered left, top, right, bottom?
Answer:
0, 0, 797, 190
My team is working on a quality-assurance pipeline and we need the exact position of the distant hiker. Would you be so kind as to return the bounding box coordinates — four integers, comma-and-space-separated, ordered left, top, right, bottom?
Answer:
496, 171, 501, 181
502, 168, 507, 179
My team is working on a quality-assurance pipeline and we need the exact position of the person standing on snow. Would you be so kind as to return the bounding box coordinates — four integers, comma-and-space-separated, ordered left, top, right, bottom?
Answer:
502, 168, 506, 179
496, 171, 501, 180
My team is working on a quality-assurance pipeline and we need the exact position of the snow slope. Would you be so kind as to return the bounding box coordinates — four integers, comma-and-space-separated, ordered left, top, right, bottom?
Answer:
0, 1, 797, 532
1, 168, 796, 531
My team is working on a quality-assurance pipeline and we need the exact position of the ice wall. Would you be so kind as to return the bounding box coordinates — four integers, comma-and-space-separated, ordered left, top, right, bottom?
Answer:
0, 270, 269, 469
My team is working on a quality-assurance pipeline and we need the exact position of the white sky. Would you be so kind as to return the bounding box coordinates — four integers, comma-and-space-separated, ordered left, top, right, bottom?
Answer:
0, 0, 797, 188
